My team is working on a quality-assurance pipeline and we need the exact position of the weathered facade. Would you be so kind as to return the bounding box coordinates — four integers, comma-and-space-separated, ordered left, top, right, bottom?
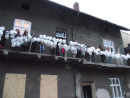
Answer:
0, 51, 130, 98
0, 0, 130, 98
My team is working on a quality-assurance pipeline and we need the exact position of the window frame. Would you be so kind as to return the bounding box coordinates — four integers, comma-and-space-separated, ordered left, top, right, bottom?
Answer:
56, 29, 66, 38
109, 78, 123, 98
103, 39, 115, 53
13, 19, 32, 35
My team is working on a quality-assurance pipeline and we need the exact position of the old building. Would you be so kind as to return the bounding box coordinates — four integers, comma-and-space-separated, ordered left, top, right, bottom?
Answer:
0, 0, 130, 98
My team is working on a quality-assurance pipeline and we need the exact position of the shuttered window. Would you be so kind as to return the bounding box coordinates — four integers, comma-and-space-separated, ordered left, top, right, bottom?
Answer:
3, 73, 26, 98
40, 75, 58, 98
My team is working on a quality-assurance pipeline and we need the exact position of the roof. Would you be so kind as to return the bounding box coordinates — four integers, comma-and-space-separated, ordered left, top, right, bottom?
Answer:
48, 0, 130, 30
120, 30, 130, 35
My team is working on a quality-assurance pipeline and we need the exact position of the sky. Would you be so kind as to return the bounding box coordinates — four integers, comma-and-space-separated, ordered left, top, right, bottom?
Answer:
50, 0, 130, 31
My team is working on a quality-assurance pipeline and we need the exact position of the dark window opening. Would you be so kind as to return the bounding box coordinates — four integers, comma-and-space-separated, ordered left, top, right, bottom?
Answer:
83, 85, 92, 98
105, 28, 109, 33
21, 3, 30, 10
58, 14, 64, 20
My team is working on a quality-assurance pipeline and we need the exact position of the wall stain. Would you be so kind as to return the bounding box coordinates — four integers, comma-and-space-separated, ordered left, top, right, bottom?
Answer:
96, 88, 110, 98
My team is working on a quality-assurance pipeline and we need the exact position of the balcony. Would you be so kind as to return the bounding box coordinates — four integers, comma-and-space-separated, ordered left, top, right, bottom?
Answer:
0, 28, 130, 67
0, 49, 130, 70
124, 46, 130, 65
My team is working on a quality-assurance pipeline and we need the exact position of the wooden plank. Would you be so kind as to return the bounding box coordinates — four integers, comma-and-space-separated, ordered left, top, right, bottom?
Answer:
15, 74, 26, 98
3, 74, 17, 98
3, 73, 26, 98
40, 75, 57, 98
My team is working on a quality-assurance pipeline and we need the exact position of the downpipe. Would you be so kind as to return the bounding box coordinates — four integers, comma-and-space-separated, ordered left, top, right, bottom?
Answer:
74, 64, 77, 98
72, 11, 79, 41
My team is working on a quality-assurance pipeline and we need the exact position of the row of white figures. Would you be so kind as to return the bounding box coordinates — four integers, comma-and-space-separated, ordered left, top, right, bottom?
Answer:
0, 27, 5, 40
0, 27, 130, 61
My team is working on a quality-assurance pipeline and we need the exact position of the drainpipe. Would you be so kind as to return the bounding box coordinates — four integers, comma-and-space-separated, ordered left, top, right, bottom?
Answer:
74, 64, 77, 98
73, 11, 79, 98
72, 11, 79, 41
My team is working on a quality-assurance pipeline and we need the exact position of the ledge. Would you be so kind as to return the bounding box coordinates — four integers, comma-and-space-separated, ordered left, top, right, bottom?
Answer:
0, 49, 130, 69
82, 59, 130, 69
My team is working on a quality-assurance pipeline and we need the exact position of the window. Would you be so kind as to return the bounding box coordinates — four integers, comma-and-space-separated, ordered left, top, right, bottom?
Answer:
109, 78, 123, 98
103, 39, 115, 52
40, 75, 57, 98
13, 19, 31, 35
21, 3, 30, 10
3, 73, 26, 98
56, 30, 66, 38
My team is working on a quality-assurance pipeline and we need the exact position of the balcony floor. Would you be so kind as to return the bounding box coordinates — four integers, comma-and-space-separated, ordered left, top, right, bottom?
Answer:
0, 49, 130, 69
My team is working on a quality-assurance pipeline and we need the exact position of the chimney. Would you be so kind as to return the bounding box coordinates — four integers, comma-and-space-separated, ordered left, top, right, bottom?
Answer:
73, 2, 79, 11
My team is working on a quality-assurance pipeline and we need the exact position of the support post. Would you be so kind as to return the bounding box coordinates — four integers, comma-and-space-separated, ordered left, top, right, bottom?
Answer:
29, 30, 34, 52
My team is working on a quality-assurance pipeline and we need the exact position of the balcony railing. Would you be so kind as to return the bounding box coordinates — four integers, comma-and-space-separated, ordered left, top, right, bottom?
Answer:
0, 27, 130, 66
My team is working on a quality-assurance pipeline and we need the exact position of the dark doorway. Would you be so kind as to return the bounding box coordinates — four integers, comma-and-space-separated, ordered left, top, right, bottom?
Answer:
83, 85, 92, 98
